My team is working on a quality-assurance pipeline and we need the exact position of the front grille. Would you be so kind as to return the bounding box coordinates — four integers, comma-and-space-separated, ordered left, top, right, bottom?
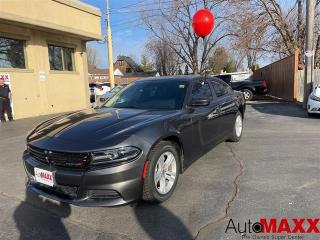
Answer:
28, 145, 48, 164
87, 189, 121, 199
36, 183, 79, 200
28, 145, 90, 169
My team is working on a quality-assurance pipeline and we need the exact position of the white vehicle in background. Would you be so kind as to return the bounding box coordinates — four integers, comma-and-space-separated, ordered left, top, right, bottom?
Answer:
89, 82, 111, 103
307, 84, 320, 117
95, 82, 111, 96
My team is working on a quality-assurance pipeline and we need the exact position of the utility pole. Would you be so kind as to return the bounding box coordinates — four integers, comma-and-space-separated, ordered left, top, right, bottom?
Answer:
304, 0, 315, 108
106, 0, 115, 89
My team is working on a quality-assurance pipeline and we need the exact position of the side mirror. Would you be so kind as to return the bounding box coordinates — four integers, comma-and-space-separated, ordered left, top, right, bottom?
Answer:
190, 98, 210, 107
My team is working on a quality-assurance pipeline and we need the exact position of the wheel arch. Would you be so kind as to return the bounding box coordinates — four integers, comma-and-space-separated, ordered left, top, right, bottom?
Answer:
241, 86, 255, 92
238, 104, 245, 118
147, 133, 185, 174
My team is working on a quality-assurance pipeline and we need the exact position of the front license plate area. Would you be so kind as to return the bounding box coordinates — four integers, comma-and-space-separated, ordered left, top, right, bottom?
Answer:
34, 167, 54, 187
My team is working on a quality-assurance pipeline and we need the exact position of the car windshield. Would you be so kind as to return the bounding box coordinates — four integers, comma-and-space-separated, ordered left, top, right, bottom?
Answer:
102, 80, 189, 110
110, 86, 122, 93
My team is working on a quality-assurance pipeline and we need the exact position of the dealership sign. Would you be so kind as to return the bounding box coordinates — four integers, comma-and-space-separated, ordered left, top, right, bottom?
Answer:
305, 49, 315, 58
225, 218, 320, 237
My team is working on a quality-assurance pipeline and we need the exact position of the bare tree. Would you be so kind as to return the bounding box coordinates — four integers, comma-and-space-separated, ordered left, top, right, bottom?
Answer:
140, 54, 153, 72
228, 3, 266, 70
145, 37, 180, 75
315, 35, 320, 68
229, 0, 320, 68
208, 47, 237, 74
86, 45, 101, 67
141, 0, 231, 75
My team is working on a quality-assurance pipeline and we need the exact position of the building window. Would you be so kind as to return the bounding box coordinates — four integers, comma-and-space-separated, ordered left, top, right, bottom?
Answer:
48, 44, 74, 71
118, 60, 124, 66
0, 36, 26, 69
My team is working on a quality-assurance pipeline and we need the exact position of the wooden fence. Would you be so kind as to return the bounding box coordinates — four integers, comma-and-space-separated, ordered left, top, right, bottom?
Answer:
253, 50, 299, 101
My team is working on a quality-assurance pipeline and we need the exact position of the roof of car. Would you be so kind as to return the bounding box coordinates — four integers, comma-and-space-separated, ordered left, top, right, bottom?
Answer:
215, 71, 250, 76
135, 75, 216, 83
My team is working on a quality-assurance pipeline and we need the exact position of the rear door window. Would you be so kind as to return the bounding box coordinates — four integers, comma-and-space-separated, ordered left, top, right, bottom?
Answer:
211, 79, 232, 97
191, 80, 213, 101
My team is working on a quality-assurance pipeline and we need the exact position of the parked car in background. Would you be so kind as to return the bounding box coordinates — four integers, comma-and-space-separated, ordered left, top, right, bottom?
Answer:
95, 82, 111, 96
214, 72, 268, 101
89, 82, 112, 103
23, 76, 245, 206
307, 84, 320, 117
89, 83, 97, 103
99, 85, 125, 103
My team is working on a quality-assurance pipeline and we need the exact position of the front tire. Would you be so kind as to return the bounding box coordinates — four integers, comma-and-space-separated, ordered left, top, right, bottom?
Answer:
228, 111, 243, 142
308, 112, 316, 117
142, 141, 180, 203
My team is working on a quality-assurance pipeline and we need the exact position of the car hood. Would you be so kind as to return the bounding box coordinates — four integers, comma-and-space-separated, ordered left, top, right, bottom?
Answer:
27, 108, 176, 146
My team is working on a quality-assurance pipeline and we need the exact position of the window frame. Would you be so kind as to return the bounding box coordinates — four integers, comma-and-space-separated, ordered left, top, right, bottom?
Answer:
47, 42, 75, 72
0, 34, 28, 69
189, 79, 214, 104
210, 78, 233, 98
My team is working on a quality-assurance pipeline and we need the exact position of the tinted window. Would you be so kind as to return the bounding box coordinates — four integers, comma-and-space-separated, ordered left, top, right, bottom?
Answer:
191, 80, 212, 100
110, 86, 122, 93
48, 44, 74, 71
211, 80, 231, 97
104, 80, 189, 110
216, 75, 231, 84
0, 36, 26, 69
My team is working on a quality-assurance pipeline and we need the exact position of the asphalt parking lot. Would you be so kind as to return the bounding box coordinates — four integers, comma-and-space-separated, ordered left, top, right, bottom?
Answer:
0, 101, 319, 240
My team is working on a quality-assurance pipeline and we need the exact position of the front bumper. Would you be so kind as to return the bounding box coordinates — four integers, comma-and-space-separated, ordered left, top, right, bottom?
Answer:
307, 97, 320, 114
23, 151, 146, 207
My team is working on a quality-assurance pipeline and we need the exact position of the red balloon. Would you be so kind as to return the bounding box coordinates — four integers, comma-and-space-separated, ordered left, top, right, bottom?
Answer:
192, 9, 215, 37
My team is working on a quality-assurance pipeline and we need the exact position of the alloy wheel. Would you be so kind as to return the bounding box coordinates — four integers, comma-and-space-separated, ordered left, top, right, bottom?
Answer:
154, 151, 177, 195
235, 114, 243, 137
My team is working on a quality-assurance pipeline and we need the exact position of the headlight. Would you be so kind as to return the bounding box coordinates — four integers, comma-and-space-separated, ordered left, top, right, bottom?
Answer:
91, 146, 141, 166
310, 93, 320, 102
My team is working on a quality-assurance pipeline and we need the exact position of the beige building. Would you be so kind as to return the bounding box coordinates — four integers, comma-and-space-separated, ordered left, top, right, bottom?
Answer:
0, 0, 102, 119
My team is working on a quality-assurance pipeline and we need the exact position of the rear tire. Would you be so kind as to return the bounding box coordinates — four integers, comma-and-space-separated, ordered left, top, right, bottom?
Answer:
142, 141, 180, 203
228, 111, 243, 142
242, 89, 253, 101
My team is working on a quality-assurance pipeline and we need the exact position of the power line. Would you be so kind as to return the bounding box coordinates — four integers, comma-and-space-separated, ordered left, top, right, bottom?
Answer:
110, 0, 200, 14
110, 0, 149, 11
109, 0, 175, 13
111, 14, 163, 27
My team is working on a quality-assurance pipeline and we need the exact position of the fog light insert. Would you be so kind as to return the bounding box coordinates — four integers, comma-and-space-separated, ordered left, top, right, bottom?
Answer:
87, 189, 121, 199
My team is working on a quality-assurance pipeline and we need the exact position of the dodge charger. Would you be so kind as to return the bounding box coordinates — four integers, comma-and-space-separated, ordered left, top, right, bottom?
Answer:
23, 76, 245, 206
